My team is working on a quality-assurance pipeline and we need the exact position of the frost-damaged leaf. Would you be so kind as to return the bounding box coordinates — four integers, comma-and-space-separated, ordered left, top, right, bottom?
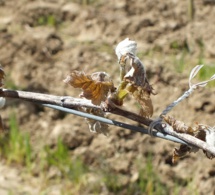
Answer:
0, 66, 5, 88
124, 53, 146, 87
123, 53, 154, 94
127, 85, 153, 118
123, 53, 154, 118
163, 115, 215, 162
172, 143, 199, 163
84, 108, 109, 136
197, 124, 215, 159
162, 115, 195, 135
172, 145, 196, 164
64, 71, 115, 105
113, 38, 154, 117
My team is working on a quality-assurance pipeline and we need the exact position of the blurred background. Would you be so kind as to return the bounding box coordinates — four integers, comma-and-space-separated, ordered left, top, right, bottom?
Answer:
0, 0, 215, 194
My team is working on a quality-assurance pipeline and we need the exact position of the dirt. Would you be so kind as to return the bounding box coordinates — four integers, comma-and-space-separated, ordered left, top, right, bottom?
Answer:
1, 0, 215, 194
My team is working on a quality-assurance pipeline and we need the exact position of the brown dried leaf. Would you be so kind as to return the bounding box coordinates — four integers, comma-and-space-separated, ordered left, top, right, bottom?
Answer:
127, 85, 153, 118
194, 125, 207, 141
64, 71, 115, 105
162, 115, 195, 135
203, 150, 215, 159
85, 108, 109, 136
172, 145, 192, 163
121, 53, 154, 117
163, 115, 215, 161
163, 115, 209, 140
123, 53, 154, 94
196, 125, 215, 159
134, 88, 153, 118
0, 67, 5, 88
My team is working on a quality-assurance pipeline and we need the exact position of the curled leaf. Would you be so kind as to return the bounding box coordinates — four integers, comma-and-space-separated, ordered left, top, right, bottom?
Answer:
127, 85, 153, 118
172, 145, 197, 164
163, 115, 215, 161
113, 49, 154, 117
124, 54, 145, 86
198, 124, 215, 159
85, 108, 109, 136
124, 53, 154, 117
113, 38, 154, 117
162, 115, 195, 135
123, 53, 154, 93
64, 71, 115, 105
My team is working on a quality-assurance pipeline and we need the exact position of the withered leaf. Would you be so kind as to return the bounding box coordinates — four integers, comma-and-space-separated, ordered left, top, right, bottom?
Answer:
123, 53, 154, 94
163, 115, 215, 161
84, 108, 109, 136
126, 85, 153, 118
196, 125, 215, 159
64, 71, 115, 105
172, 145, 199, 164
162, 115, 195, 135
0, 67, 5, 88
203, 150, 215, 159
121, 53, 154, 117
172, 145, 192, 164
194, 124, 207, 141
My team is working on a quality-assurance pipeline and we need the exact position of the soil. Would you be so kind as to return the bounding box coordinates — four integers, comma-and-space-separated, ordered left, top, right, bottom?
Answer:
0, 0, 215, 194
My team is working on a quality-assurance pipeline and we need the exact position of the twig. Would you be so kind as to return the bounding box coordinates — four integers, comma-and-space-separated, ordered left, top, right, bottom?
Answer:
0, 88, 187, 144
1, 88, 215, 156
0, 89, 98, 109
0, 88, 152, 126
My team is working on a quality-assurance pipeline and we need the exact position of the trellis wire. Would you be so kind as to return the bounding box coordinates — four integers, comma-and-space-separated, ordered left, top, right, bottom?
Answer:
43, 103, 187, 145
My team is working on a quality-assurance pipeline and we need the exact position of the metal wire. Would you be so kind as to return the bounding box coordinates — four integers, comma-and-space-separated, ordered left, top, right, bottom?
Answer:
43, 104, 187, 145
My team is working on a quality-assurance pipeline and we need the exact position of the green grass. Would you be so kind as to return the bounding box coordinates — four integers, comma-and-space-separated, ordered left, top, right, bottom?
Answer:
100, 153, 200, 195
0, 113, 88, 182
43, 138, 88, 183
174, 50, 188, 73
196, 42, 215, 87
0, 113, 201, 194
4, 74, 20, 90
0, 113, 32, 168
197, 64, 215, 87
99, 154, 170, 195
127, 155, 169, 195
37, 15, 58, 27
102, 170, 122, 193
169, 39, 215, 88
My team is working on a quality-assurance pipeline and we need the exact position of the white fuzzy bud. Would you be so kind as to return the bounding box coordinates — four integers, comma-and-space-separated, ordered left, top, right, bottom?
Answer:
115, 38, 137, 61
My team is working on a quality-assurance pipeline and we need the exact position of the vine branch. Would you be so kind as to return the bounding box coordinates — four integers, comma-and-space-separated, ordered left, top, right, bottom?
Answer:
1, 88, 215, 157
